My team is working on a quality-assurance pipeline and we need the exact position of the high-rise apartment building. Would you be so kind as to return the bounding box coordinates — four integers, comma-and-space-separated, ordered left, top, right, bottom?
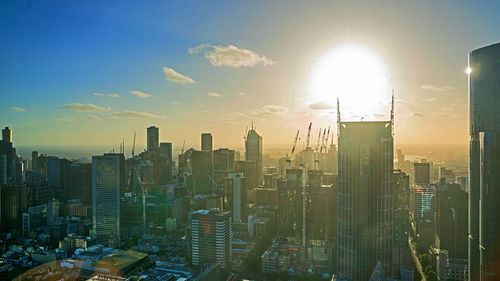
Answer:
191, 209, 232, 269
92, 153, 124, 247
147, 126, 159, 152
336, 121, 394, 280
468, 42, 500, 281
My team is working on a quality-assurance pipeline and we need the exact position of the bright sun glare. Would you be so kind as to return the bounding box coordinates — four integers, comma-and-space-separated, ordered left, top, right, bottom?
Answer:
307, 43, 392, 120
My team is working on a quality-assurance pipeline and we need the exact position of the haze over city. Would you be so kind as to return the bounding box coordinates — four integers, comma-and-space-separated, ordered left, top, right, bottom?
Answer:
2, 1, 499, 149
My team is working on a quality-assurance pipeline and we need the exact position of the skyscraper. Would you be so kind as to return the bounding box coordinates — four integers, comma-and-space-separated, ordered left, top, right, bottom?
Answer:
147, 126, 159, 152
413, 162, 430, 184
468, 42, 500, 281
201, 133, 213, 151
92, 153, 125, 247
0, 127, 14, 181
336, 120, 394, 280
191, 209, 232, 269
245, 126, 262, 186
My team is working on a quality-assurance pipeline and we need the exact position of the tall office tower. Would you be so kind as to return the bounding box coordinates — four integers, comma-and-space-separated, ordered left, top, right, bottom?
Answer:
245, 126, 263, 186
214, 148, 235, 187
191, 209, 232, 269
0, 154, 7, 185
306, 170, 336, 242
468, 42, 500, 281
159, 142, 173, 183
2, 127, 12, 143
92, 153, 125, 247
0, 127, 14, 181
224, 173, 246, 223
147, 126, 159, 152
414, 162, 431, 184
24, 170, 51, 207
235, 160, 259, 191
63, 162, 92, 204
47, 157, 70, 202
201, 133, 213, 151
336, 120, 394, 281
435, 184, 468, 273
192, 150, 214, 194
277, 168, 303, 239
392, 170, 413, 278
0, 184, 26, 232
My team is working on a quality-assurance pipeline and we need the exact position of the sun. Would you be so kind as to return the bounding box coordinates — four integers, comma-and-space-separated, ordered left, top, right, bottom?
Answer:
307, 43, 392, 120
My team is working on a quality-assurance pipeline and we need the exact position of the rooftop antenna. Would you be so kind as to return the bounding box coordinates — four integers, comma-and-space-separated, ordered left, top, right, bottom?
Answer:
391, 89, 395, 135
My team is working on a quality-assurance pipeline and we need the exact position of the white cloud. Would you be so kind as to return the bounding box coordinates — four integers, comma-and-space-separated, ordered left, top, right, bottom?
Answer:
308, 101, 335, 110
189, 44, 274, 68
238, 92, 246, 96
109, 111, 165, 119
421, 84, 454, 92
170, 101, 181, 105
93, 93, 122, 98
63, 103, 111, 112
207, 92, 221, 98
131, 90, 152, 98
425, 97, 438, 102
58, 115, 103, 122
162, 67, 195, 84
253, 105, 289, 115
12, 107, 27, 112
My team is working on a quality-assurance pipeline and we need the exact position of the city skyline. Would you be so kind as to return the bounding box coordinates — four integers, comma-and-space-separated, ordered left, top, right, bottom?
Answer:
2, 1, 500, 147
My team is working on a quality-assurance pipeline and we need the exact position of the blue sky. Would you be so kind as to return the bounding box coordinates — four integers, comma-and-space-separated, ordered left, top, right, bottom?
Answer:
1, 1, 500, 148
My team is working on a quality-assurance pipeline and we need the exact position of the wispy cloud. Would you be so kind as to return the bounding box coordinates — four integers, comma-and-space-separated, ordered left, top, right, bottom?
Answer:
63, 103, 111, 112
308, 101, 335, 110
58, 115, 103, 122
170, 101, 181, 105
207, 92, 221, 98
109, 111, 165, 119
12, 107, 27, 112
425, 97, 438, 102
93, 93, 122, 98
131, 90, 152, 98
411, 111, 425, 118
253, 105, 289, 115
238, 92, 246, 96
421, 84, 454, 92
189, 44, 274, 68
162, 67, 195, 84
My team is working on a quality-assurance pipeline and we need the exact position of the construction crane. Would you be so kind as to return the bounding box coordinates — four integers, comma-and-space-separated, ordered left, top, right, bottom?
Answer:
323, 126, 330, 153
305, 123, 312, 149
320, 128, 327, 153
315, 127, 322, 151
181, 140, 186, 155
132, 131, 136, 157
286, 130, 300, 166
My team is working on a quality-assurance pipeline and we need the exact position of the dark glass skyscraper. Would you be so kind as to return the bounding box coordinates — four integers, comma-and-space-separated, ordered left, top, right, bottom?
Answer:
336, 121, 394, 280
468, 42, 500, 281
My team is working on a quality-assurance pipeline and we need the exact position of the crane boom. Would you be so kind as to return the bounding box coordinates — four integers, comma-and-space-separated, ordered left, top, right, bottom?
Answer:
305, 123, 312, 149
291, 130, 300, 155
316, 127, 322, 151
324, 126, 330, 152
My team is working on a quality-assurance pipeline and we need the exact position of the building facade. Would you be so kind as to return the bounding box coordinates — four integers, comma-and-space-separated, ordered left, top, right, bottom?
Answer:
191, 209, 232, 269
336, 121, 394, 281
92, 153, 125, 247
468, 42, 500, 281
